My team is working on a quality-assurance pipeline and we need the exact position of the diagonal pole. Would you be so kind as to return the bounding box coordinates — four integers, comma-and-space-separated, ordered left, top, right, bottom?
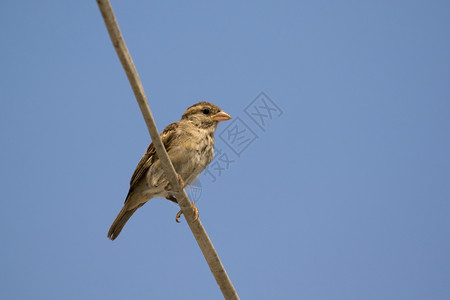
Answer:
96, 1, 239, 299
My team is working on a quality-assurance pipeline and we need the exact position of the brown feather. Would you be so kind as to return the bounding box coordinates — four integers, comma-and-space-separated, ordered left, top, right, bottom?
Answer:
129, 122, 179, 188
107, 102, 230, 240
107, 203, 145, 240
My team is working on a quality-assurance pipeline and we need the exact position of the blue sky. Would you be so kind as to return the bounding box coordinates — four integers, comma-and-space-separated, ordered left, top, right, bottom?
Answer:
1, 1, 449, 299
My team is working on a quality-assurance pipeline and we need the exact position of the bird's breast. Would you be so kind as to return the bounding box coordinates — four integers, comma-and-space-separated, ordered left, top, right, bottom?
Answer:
170, 130, 215, 185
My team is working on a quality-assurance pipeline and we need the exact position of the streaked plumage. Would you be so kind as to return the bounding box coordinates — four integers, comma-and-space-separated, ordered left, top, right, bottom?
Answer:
107, 102, 231, 240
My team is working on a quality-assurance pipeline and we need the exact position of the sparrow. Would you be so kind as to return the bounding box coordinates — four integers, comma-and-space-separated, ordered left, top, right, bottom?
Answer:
107, 101, 232, 240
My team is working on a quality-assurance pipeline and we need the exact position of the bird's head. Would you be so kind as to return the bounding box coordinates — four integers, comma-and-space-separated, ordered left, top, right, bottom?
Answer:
181, 101, 232, 130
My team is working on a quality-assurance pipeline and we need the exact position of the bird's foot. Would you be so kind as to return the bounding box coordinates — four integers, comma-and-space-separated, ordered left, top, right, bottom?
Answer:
164, 173, 185, 193
177, 173, 185, 188
175, 201, 199, 223
166, 195, 177, 203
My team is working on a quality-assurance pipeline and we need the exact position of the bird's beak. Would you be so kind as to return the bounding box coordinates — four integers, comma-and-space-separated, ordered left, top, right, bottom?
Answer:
212, 111, 232, 122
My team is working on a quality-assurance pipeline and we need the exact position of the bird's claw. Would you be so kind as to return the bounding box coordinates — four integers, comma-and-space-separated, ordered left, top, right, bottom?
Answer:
166, 195, 177, 203
177, 173, 185, 188
164, 173, 185, 192
175, 210, 183, 223
175, 201, 199, 223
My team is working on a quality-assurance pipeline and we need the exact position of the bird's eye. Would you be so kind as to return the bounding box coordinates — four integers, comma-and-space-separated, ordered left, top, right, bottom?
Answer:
202, 109, 210, 115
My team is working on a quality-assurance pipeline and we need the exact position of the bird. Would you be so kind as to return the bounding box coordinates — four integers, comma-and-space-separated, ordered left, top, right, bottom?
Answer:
107, 101, 232, 240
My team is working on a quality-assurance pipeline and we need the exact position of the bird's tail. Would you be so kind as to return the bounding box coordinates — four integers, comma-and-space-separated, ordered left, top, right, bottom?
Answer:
107, 205, 139, 240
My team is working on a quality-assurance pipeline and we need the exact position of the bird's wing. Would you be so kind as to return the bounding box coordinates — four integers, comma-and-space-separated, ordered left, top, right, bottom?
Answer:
129, 122, 179, 188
